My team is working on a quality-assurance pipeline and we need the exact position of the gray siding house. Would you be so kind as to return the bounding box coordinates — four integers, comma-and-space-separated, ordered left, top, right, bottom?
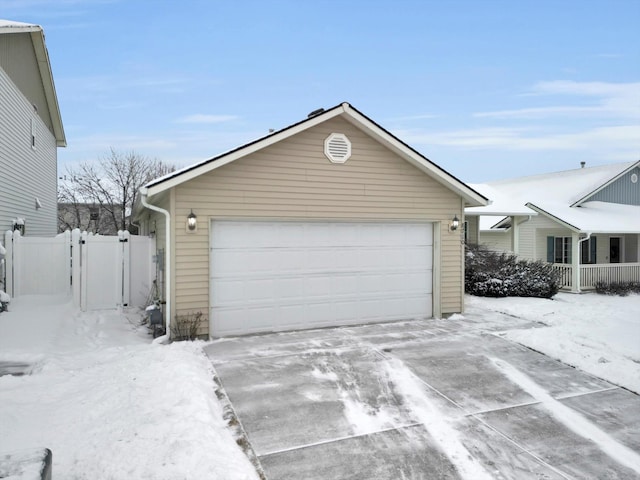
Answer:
465, 161, 640, 292
0, 20, 66, 236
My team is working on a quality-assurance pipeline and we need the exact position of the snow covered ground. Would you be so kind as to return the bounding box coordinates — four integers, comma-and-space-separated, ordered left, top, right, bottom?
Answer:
0, 295, 259, 480
0, 292, 637, 479
467, 292, 640, 394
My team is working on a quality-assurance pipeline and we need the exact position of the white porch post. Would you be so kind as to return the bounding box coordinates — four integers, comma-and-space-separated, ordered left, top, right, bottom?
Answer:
510, 216, 520, 255
571, 232, 581, 293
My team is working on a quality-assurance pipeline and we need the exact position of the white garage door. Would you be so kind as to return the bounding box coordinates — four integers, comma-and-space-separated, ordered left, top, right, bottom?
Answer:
210, 221, 433, 336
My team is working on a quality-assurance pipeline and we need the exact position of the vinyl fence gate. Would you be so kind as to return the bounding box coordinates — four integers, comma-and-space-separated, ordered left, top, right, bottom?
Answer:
3, 229, 155, 310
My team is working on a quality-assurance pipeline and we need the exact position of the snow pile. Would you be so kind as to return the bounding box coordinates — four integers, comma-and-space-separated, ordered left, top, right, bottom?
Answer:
0, 295, 258, 480
467, 293, 640, 393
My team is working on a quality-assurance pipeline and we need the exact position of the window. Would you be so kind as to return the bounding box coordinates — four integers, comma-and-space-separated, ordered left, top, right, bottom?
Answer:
580, 237, 597, 264
30, 118, 36, 149
547, 236, 572, 264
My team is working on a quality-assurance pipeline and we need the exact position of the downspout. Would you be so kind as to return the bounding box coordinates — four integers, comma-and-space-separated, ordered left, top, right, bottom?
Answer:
572, 232, 592, 293
140, 187, 171, 338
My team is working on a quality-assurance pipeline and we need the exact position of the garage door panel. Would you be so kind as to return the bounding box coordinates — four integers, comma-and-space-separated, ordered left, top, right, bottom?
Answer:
213, 279, 245, 304
211, 221, 433, 336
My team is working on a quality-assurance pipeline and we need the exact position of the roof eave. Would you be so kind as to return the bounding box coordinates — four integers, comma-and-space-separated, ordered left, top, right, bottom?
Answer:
525, 202, 581, 232
146, 104, 347, 197
339, 104, 489, 207
146, 102, 489, 207
29, 29, 66, 147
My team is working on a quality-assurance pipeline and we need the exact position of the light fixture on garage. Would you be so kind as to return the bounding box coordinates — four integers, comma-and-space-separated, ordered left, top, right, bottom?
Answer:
187, 210, 197, 232
450, 215, 460, 232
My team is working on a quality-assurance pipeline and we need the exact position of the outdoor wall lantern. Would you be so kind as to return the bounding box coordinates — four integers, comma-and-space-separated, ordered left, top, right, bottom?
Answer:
186, 210, 197, 232
450, 215, 460, 232
12, 218, 25, 236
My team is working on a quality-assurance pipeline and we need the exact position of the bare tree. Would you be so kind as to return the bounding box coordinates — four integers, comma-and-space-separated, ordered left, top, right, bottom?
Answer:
58, 149, 175, 233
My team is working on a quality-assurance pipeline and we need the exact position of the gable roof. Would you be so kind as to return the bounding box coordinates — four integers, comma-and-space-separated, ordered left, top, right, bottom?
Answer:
144, 102, 488, 207
466, 160, 640, 233
0, 19, 66, 147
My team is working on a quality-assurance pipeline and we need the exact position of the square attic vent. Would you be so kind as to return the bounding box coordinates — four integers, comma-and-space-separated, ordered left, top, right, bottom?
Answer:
324, 133, 351, 163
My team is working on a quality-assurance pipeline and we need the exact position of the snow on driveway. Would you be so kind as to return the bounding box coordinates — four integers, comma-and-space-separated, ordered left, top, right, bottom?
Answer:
1, 291, 638, 479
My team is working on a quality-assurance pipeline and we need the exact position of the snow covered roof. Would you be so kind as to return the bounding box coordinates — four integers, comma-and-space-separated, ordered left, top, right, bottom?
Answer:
466, 161, 640, 233
0, 19, 66, 147
465, 183, 538, 217
143, 102, 489, 207
527, 201, 640, 234
0, 19, 42, 30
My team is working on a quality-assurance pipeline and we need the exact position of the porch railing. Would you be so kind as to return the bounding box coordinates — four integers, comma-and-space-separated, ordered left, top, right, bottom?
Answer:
552, 263, 640, 290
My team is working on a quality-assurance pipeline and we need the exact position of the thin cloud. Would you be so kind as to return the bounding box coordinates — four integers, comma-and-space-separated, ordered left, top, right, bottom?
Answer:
396, 124, 640, 153
176, 114, 239, 124
387, 113, 438, 122
476, 81, 640, 119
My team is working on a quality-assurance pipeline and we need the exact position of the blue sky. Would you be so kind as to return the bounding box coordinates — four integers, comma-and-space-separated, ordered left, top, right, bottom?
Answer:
2, 0, 639, 182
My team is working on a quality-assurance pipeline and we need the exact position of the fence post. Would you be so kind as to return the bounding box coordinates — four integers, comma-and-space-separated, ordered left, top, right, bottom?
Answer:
71, 229, 81, 307
4, 230, 13, 297
12, 230, 21, 298
80, 231, 88, 311
63, 230, 72, 296
121, 230, 131, 307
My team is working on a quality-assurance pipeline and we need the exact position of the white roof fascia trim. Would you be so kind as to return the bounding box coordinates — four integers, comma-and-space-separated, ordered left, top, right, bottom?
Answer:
30, 30, 66, 147
340, 104, 488, 207
464, 210, 537, 217
571, 160, 640, 207
146, 106, 346, 197
0, 22, 41, 33
525, 202, 581, 232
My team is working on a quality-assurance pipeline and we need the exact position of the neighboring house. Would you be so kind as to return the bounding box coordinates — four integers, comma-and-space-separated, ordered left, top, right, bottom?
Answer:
0, 20, 65, 237
135, 102, 488, 338
465, 161, 640, 292
57, 202, 123, 235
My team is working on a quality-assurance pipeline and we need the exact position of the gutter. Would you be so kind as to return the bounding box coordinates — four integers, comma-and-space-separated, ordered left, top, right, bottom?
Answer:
140, 187, 171, 339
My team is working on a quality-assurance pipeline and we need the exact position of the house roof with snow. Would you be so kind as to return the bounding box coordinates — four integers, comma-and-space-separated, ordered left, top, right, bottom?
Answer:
143, 102, 489, 207
0, 19, 66, 147
466, 161, 640, 233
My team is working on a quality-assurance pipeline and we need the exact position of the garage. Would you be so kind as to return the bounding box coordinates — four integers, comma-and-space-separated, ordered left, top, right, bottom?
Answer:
210, 220, 433, 336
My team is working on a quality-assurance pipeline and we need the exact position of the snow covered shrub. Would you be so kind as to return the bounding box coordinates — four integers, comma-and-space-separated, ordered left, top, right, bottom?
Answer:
171, 311, 204, 341
594, 281, 640, 296
465, 244, 561, 298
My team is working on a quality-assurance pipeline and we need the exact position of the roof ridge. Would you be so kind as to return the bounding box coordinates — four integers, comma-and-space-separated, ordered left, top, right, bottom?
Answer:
488, 161, 635, 186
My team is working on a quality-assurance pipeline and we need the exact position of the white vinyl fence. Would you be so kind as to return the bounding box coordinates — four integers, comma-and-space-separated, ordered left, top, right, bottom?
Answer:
4, 229, 155, 310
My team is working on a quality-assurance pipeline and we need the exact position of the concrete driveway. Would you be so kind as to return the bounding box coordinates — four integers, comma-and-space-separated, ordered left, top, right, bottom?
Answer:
204, 312, 640, 479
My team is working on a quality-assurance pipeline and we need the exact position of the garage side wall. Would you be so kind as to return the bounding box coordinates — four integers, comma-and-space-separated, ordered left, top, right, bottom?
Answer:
173, 117, 464, 335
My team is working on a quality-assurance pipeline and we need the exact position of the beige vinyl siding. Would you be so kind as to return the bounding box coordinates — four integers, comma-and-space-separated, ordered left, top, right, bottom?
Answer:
479, 230, 512, 253
0, 64, 57, 236
166, 117, 464, 334
515, 214, 563, 261
465, 216, 479, 244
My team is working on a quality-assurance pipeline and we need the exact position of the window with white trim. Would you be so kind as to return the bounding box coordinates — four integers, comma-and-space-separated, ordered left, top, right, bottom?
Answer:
547, 236, 572, 264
